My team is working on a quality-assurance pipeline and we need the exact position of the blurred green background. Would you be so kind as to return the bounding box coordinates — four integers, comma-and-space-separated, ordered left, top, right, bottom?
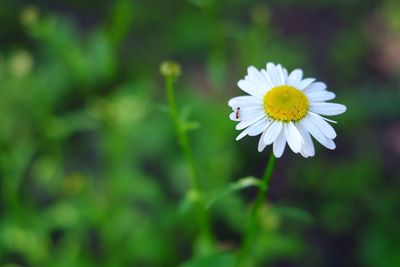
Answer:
0, 0, 400, 266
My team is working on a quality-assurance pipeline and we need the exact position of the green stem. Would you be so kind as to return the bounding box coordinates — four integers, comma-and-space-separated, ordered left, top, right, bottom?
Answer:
236, 152, 276, 267
165, 76, 214, 252
166, 76, 199, 189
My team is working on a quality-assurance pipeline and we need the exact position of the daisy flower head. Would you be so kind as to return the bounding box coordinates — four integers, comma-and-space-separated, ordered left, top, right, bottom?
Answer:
228, 63, 346, 158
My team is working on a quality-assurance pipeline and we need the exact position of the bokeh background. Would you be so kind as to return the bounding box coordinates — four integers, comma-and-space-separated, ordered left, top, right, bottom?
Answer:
1, 0, 400, 266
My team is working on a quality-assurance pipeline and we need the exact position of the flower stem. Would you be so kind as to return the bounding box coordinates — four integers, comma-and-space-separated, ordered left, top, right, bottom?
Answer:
236, 152, 276, 267
165, 76, 200, 189
164, 75, 214, 253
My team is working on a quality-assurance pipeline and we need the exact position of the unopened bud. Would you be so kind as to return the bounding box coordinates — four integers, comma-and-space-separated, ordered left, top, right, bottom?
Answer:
250, 4, 270, 26
20, 6, 39, 26
160, 60, 181, 78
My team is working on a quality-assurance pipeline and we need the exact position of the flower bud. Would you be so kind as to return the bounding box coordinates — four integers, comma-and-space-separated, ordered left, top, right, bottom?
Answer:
20, 6, 39, 26
160, 60, 181, 78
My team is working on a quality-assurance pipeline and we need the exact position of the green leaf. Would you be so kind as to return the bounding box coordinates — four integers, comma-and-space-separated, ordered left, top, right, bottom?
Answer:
182, 121, 201, 131
153, 104, 170, 114
275, 205, 313, 224
178, 190, 202, 215
206, 176, 262, 209
179, 252, 235, 267
180, 106, 193, 121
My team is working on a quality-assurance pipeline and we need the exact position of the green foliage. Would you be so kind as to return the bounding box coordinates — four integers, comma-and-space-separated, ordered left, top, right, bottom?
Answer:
0, 0, 399, 267
180, 252, 235, 267
206, 177, 263, 209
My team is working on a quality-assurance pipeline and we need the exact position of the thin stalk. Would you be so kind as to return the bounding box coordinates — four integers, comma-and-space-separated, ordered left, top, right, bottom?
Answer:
236, 152, 276, 267
165, 76, 200, 189
165, 76, 214, 252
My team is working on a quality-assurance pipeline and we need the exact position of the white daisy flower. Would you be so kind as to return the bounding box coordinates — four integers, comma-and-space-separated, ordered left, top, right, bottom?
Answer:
228, 63, 346, 158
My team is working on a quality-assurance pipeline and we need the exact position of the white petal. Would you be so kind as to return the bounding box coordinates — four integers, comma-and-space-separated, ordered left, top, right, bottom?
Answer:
260, 69, 275, 89
296, 122, 315, 157
302, 82, 327, 94
282, 67, 289, 82
239, 106, 265, 121
236, 128, 249, 141
246, 67, 265, 88
309, 102, 347, 116
300, 116, 332, 149
287, 69, 303, 87
273, 130, 286, 158
276, 64, 286, 85
228, 96, 262, 108
237, 80, 264, 98
236, 114, 265, 130
308, 112, 337, 139
306, 91, 336, 102
297, 78, 316, 90
247, 118, 270, 136
285, 122, 303, 153
300, 150, 309, 158
321, 117, 337, 124
247, 66, 273, 93
325, 138, 336, 150
267, 63, 283, 86
258, 130, 268, 152
262, 120, 283, 145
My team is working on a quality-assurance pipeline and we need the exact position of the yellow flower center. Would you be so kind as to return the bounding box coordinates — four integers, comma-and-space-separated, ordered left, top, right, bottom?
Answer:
263, 85, 309, 122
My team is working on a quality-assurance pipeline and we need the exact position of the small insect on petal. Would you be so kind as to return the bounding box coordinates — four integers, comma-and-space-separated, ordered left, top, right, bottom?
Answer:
235, 107, 241, 119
